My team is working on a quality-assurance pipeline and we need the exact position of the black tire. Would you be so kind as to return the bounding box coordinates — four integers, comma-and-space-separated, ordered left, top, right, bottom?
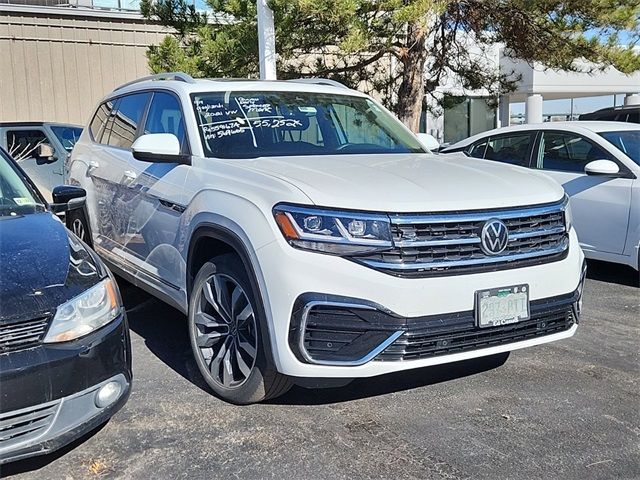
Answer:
66, 208, 92, 247
188, 254, 292, 404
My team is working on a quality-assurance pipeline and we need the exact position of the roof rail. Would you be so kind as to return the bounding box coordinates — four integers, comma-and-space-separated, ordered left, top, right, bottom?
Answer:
286, 78, 349, 89
114, 72, 197, 91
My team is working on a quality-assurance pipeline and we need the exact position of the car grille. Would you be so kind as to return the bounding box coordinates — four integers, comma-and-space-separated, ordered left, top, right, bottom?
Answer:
0, 402, 59, 450
377, 308, 575, 361
356, 199, 569, 276
0, 317, 49, 353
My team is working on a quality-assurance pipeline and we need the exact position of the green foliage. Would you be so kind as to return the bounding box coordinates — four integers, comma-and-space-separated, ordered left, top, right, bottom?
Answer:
141, 0, 640, 126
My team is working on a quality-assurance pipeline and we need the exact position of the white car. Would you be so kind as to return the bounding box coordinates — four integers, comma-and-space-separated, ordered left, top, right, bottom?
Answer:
66, 73, 585, 404
441, 122, 639, 277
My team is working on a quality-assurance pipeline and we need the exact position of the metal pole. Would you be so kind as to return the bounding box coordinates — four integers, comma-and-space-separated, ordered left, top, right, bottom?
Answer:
570, 97, 574, 120
257, 0, 277, 80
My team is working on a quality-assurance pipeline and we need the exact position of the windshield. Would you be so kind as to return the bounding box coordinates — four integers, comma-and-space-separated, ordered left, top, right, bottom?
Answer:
191, 91, 425, 159
599, 130, 640, 165
0, 150, 45, 217
50, 125, 83, 153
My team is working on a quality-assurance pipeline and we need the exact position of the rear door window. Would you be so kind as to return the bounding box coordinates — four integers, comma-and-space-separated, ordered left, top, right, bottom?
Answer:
466, 140, 488, 158
484, 133, 534, 167
105, 93, 151, 149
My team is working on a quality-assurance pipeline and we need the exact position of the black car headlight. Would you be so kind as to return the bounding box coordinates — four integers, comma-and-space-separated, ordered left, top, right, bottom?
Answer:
273, 204, 392, 255
43, 278, 121, 343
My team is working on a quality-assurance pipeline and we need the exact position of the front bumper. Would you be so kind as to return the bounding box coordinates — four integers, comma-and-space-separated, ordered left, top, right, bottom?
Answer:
256, 228, 585, 378
0, 313, 131, 465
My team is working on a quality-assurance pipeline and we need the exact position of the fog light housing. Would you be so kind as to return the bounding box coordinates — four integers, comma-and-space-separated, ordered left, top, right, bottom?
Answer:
95, 381, 122, 408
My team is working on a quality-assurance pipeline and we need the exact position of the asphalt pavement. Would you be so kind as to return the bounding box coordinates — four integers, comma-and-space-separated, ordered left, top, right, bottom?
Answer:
3, 260, 639, 480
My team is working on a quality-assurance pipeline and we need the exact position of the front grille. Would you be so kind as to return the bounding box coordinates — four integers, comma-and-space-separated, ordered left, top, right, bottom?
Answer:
0, 317, 49, 353
377, 308, 575, 361
356, 200, 569, 276
0, 402, 59, 450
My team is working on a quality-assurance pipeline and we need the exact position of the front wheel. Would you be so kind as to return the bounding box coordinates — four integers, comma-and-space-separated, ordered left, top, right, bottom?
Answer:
66, 208, 92, 247
188, 254, 292, 404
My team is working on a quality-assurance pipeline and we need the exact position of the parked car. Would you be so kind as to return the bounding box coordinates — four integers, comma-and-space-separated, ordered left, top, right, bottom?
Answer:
0, 147, 131, 464
440, 122, 639, 277
579, 105, 639, 123
0, 122, 83, 201
67, 73, 585, 404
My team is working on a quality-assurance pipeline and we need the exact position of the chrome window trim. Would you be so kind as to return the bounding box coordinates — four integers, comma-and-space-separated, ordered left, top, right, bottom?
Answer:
298, 301, 404, 366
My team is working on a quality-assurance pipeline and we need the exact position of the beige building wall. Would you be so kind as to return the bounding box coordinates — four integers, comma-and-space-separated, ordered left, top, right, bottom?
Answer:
0, 6, 169, 125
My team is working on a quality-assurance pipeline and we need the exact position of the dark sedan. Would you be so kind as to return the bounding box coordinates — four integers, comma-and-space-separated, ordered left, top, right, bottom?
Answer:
0, 147, 131, 464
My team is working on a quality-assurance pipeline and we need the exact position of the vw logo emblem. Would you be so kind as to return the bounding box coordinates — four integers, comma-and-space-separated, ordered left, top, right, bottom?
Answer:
480, 219, 509, 255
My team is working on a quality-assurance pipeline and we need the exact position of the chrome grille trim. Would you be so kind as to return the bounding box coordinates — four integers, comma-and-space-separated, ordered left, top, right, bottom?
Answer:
388, 198, 568, 225
360, 241, 568, 271
357, 199, 569, 275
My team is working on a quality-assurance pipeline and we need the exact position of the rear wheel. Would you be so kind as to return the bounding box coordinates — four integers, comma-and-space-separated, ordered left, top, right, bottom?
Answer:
66, 209, 92, 247
188, 254, 292, 404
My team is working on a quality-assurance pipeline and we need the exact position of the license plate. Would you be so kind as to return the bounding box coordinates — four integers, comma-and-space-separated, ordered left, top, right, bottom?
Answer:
475, 284, 530, 328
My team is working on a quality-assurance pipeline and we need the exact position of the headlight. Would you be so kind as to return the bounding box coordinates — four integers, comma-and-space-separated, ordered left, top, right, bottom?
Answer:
44, 278, 121, 343
562, 195, 573, 232
273, 204, 392, 255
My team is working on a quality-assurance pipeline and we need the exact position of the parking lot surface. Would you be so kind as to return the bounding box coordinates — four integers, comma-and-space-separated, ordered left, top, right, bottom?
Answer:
2, 261, 638, 480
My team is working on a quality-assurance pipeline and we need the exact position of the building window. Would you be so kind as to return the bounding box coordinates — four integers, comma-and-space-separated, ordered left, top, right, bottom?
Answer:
443, 96, 496, 144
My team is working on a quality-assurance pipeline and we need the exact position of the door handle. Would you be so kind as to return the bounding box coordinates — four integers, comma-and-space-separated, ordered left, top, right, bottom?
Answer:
122, 170, 138, 187
86, 160, 99, 177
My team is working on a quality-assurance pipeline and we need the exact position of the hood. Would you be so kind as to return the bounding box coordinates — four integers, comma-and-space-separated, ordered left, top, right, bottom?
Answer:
237, 153, 565, 212
0, 212, 104, 324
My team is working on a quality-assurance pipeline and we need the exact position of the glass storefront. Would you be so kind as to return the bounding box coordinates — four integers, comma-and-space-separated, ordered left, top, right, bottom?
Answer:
443, 96, 496, 144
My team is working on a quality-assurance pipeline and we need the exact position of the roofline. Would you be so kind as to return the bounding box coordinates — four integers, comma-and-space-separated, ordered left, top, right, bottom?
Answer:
0, 121, 83, 128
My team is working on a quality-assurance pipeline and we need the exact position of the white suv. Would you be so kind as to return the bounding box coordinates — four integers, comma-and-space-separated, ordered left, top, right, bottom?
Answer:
67, 73, 586, 404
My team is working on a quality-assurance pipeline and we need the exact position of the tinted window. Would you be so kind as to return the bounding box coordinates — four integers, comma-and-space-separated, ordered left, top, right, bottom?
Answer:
145, 92, 187, 153
50, 125, 83, 152
191, 91, 424, 159
484, 133, 533, 167
536, 132, 611, 172
466, 140, 487, 158
89, 101, 114, 143
627, 112, 639, 124
106, 93, 150, 148
599, 130, 640, 165
5, 130, 49, 161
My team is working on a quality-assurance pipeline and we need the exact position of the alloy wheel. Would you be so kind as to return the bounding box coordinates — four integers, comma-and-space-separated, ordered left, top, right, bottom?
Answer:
193, 273, 258, 389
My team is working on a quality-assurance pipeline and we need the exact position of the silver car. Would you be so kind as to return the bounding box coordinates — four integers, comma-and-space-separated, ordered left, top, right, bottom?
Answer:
0, 122, 83, 201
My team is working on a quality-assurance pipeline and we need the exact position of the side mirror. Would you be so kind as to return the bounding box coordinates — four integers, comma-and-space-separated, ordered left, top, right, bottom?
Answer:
35, 143, 56, 164
584, 160, 620, 176
415, 133, 440, 152
51, 185, 86, 214
131, 134, 190, 164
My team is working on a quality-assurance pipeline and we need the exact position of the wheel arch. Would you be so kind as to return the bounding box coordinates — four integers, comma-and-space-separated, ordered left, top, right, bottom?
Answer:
186, 222, 281, 370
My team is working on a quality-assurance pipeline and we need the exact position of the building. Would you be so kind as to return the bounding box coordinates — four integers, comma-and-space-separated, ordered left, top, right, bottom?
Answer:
421, 44, 640, 145
0, 1, 171, 125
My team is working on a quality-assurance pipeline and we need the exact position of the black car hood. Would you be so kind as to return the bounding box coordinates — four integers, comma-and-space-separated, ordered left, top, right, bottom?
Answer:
0, 212, 104, 324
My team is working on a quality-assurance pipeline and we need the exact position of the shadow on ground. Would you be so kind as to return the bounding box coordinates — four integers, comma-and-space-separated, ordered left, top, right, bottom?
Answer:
0, 424, 107, 477
119, 278, 510, 406
586, 259, 637, 288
